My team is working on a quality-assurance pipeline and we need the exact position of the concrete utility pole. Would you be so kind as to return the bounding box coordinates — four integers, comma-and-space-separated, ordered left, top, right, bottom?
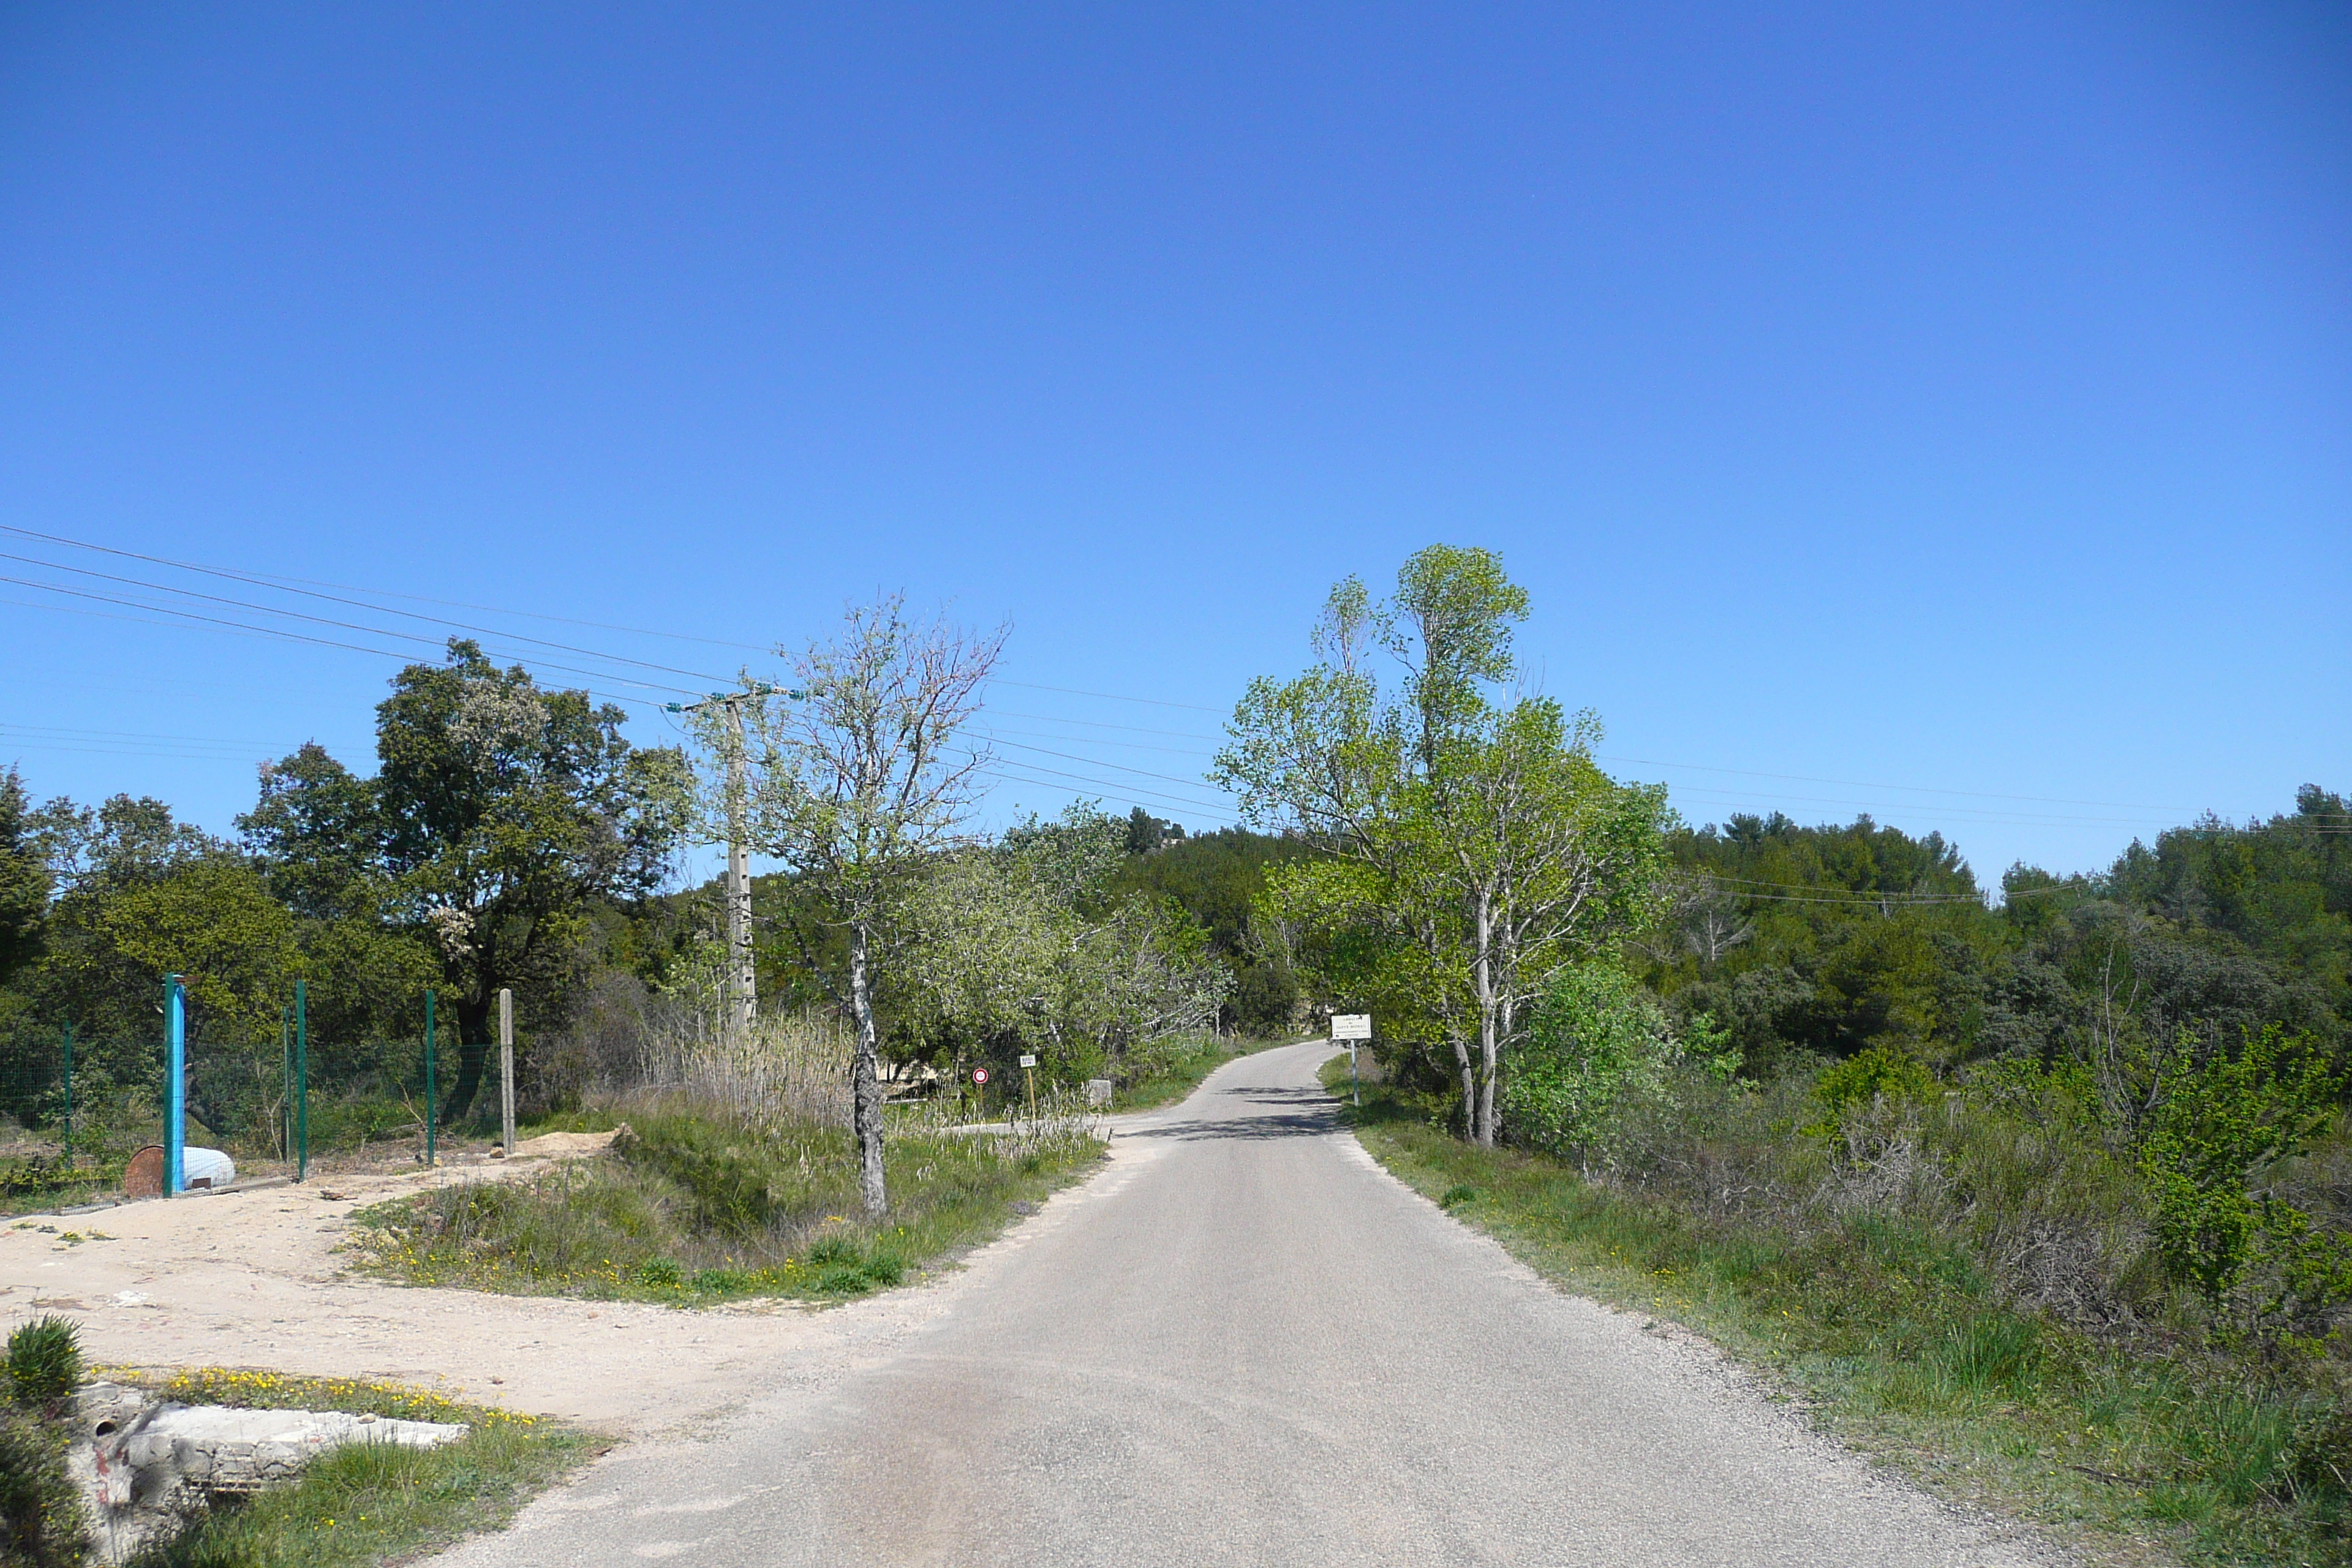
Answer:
723, 698, 754, 1044
666, 682, 797, 1045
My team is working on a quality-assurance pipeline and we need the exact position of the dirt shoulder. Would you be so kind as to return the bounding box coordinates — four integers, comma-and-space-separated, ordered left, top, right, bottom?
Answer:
0, 1145, 907, 1439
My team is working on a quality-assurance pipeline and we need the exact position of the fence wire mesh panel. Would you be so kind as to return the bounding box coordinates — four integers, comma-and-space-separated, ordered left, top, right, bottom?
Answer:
0, 987, 483, 1207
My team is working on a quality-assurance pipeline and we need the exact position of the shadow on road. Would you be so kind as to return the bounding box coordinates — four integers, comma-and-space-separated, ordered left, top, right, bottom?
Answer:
1123, 1085, 1341, 1142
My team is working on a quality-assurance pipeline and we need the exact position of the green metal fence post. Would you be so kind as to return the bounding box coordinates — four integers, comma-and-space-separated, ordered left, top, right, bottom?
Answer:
295, 979, 309, 1183
60, 1025, 72, 1166
279, 1006, 291, 1162
422, 989, 437, 1168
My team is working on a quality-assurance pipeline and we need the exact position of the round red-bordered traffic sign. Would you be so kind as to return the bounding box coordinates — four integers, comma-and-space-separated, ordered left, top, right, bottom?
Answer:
972, 1067, 990, 1085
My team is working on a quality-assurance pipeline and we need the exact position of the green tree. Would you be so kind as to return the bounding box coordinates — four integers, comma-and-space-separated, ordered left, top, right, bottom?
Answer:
21, 795, 230, 1045
1111, 824, 1311, 1034
898, 809, 1229, 1083
239, 742, 385, 923
1220, 546, 1671, 1144
373, 640, 692, 1120
1505, 961, 1730, 1164
0, 769, 46, 990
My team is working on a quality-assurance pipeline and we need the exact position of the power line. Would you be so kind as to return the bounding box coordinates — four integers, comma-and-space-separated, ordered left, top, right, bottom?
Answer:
0, 555, 706, 697
970, 732, 1235, 796
990, 709, 1224, 744
0, 722, 317, 747
967, 753, 1237, 817
988, 679, 1222, 713
981, 726, 1215, 758
1601, 753, 2198, 815
983, 719, 1223, 752
7, 526, 1270, 724
1, 577, 674, 709
0, 524, 747, 679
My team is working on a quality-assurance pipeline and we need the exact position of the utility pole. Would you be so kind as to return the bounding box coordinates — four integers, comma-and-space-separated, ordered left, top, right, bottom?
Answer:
723, 698, 753, 1043
666, 681, 797, 1044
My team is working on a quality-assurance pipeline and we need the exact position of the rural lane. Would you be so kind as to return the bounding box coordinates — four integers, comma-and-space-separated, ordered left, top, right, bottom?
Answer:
437, 1042, 2061, 1567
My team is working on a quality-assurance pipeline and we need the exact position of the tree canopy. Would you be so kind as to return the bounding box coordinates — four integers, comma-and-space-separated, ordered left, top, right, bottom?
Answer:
1218, 546, 1672, 1144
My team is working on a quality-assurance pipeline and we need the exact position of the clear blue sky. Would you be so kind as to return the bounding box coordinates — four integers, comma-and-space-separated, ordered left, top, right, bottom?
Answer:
2, 4, 2345, 886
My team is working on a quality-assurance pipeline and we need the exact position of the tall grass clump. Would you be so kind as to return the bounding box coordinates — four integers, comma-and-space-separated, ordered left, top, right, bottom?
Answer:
627, 1009, 853, 1131
5, 1315, 81, 1411
355, 1019, 1105, 1305
0, 1315, 87, 1567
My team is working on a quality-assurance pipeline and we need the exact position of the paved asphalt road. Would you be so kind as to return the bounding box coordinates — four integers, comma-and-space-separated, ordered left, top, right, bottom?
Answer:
440, 1043, 2059, 1567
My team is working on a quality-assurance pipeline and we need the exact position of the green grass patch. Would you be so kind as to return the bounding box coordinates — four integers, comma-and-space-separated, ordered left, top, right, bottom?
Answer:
106, 1368, 588, 1568
352, 1098, 1104, 1305
1322, 1058, 2352, 1567
0, 1156, 126, 1219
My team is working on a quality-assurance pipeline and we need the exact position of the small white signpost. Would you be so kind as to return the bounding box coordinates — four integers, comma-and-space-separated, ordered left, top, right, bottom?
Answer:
1331, 1014, 1371, 1105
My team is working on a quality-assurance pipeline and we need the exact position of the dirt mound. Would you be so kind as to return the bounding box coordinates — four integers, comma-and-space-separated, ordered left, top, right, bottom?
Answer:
509, 1125, 629, 1159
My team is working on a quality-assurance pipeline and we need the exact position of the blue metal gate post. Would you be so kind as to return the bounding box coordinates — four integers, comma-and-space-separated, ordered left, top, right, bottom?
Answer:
165, 974, 186, 1195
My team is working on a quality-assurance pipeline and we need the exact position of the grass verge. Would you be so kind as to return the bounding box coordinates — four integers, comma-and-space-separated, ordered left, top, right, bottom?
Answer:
98, 1368, 589, 1568
1321, 1058, 2351, 1568
351, 1098, 1105, 1305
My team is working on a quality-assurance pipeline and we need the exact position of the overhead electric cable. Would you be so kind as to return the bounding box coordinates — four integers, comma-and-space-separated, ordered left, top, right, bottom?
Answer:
1599, 753, 2197, 814
1657, 780, 2178, 829
962, 752, 1236, 815
987, 679, 1221, 712
990, 709, 1224, 744
970, 732, 1237, 794
0, 575, 676, 706
981, 728, 1214, 758
0, 554, 705, 696
0, 523, 753, 674
981, 766, 1242, 825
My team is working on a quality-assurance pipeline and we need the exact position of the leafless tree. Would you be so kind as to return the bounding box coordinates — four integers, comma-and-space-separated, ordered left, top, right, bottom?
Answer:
742, 595, 1005, 1215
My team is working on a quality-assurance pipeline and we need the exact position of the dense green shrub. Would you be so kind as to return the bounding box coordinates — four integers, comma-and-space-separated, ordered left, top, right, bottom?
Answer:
2138, 1024, 2352, 1348
1810, 1045, 1933, 1131
0, 1409, 85, 1568
4, 1316, 80, 1411
1505, 962, 1734, 1163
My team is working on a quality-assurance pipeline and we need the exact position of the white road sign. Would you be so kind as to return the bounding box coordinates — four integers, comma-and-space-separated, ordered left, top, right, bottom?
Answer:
1018, 1054, 1038, 1068
1330, 1014, 1371, 1041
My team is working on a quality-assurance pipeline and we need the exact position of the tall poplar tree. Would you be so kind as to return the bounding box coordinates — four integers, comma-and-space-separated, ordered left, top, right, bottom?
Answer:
1217, 546, 1670, 1145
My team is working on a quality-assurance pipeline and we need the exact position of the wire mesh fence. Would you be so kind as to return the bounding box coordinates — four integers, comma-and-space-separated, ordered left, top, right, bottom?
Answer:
0, 986, 495, 1207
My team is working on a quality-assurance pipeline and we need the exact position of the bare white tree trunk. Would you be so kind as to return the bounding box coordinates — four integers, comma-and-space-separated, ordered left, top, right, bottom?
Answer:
1473, 889, 1499, 1147
848, 918, 887, 1215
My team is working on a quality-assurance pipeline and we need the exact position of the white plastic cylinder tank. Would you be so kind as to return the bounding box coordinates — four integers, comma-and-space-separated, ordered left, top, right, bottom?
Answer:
182, 1147, 235, 1190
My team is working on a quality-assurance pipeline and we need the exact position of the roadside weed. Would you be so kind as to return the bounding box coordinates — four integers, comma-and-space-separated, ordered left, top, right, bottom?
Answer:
353, 1096, 1102, 1305
1327, 1058, 2352, 1566
4, 1316, 81, 1409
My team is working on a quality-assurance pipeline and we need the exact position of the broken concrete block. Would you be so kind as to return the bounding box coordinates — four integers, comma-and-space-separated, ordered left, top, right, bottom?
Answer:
69, 1382, 466, 1563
